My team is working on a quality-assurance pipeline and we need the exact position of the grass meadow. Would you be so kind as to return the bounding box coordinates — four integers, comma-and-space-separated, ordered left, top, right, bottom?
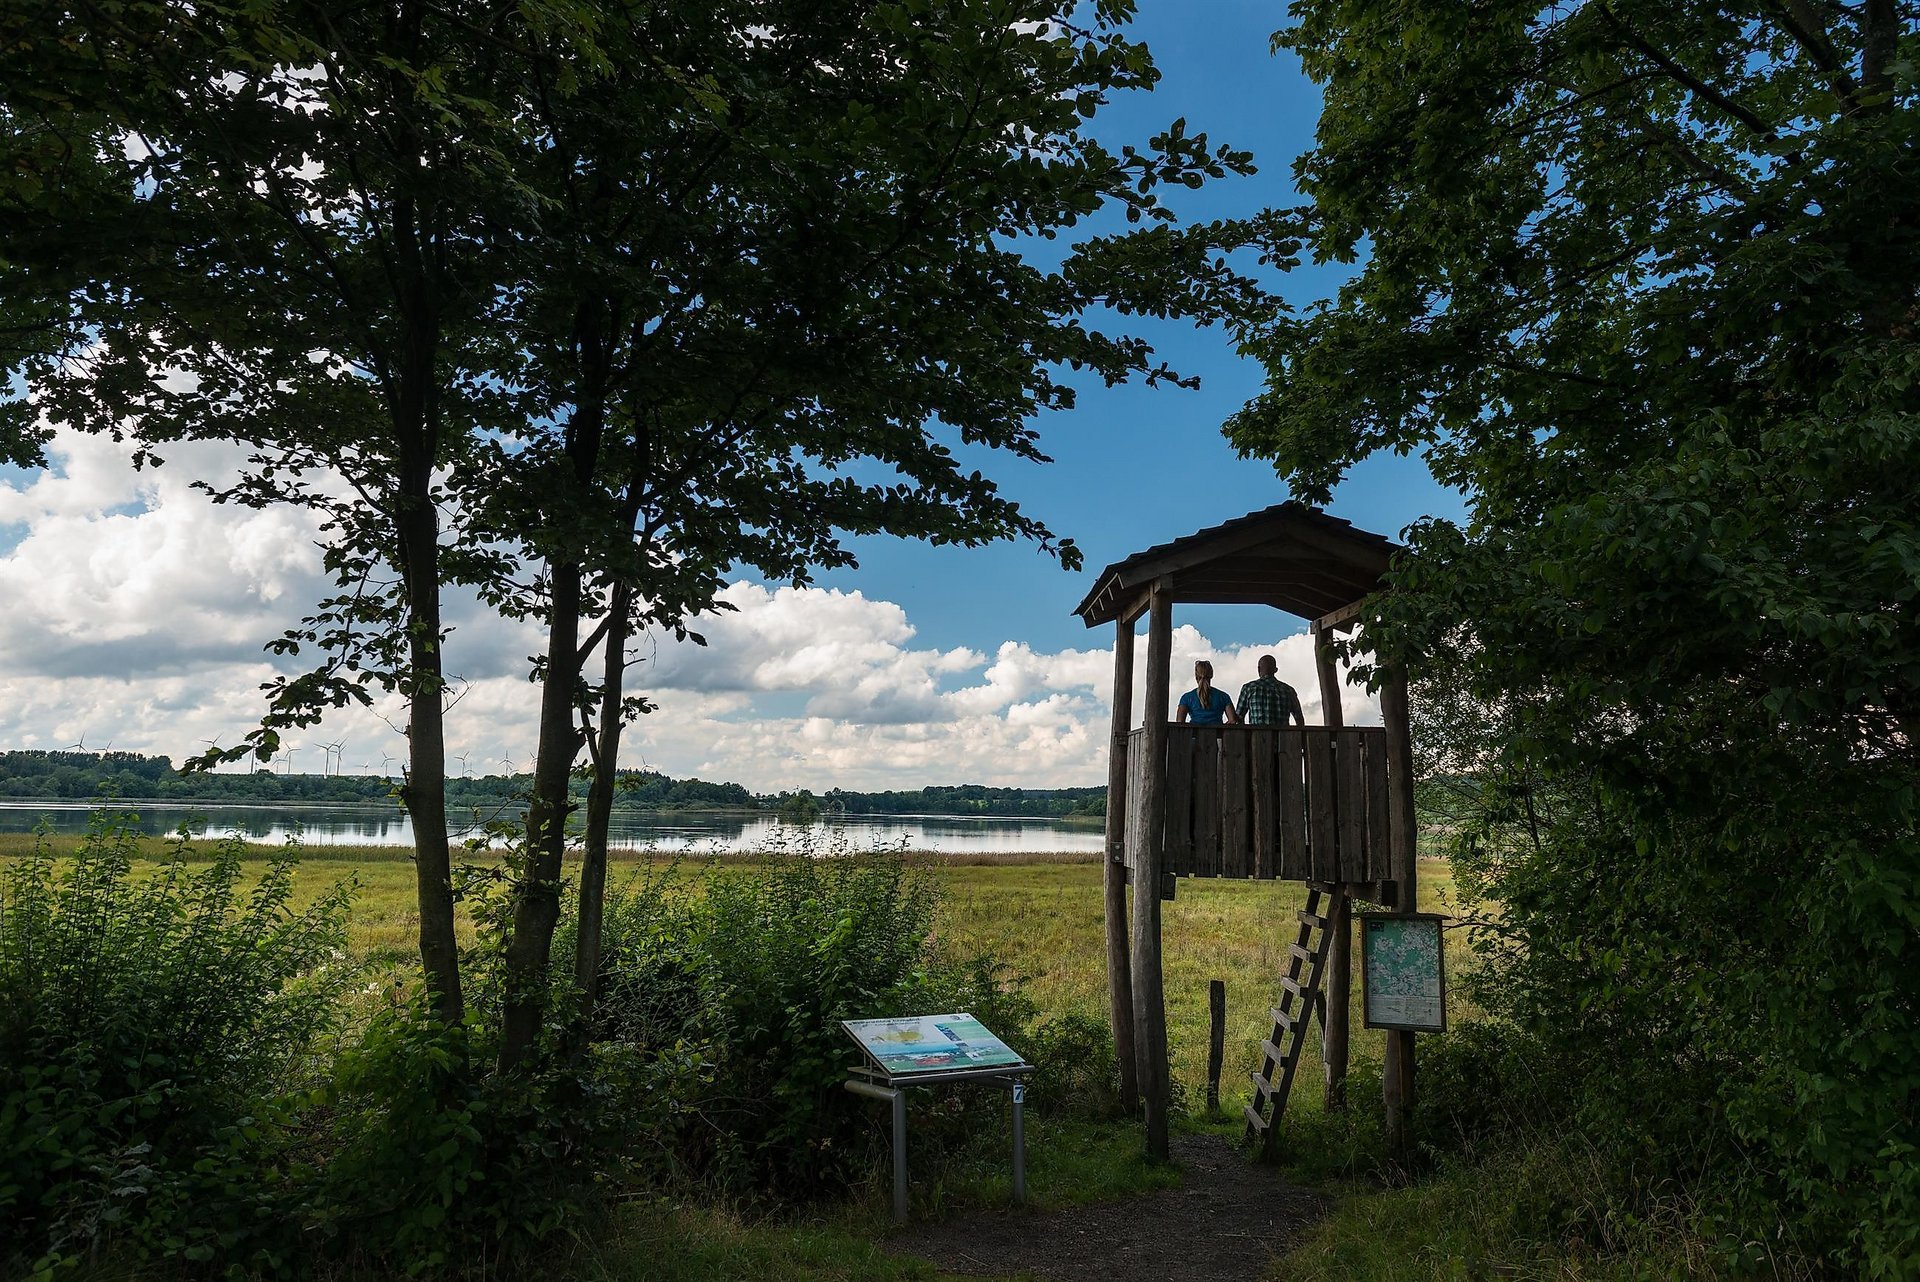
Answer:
0, 830, 1463, 1103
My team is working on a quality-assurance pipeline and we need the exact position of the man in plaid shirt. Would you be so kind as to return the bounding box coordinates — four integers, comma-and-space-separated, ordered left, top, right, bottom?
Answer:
1236, 654, 1306, 727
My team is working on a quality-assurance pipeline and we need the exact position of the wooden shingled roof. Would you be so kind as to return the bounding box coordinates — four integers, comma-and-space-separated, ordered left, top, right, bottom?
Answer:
1072, 502, 1401, 627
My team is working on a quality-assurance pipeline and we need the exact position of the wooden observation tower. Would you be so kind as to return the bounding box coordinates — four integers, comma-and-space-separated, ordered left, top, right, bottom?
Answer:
1073, 502, 1421, 1160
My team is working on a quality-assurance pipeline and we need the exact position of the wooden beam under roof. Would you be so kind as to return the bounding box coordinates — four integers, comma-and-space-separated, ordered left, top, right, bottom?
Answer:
1313, 600, 1369, 632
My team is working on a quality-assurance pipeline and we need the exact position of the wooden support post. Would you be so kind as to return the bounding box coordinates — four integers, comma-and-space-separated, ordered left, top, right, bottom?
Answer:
1103, 617, 1139, 1111
1322, 891, 1351, 1111
1131, 586, 1174, 1161
1311, 620, 1351, 1109
1380, 668, 1419, 1158
1207, 979, 1226, 1114
1311, 619, 1345, 731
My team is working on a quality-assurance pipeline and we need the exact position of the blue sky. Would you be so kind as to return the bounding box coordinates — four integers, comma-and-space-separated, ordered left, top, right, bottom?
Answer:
0, 5, 1467, 791
811, 1, 1464, 657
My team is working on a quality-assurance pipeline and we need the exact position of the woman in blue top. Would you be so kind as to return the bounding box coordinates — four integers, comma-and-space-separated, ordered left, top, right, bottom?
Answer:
1176, 660, 1240, 726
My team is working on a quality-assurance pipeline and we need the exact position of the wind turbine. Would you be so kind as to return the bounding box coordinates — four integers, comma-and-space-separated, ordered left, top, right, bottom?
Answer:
201, 737, 224, 772
380, 751, 395, 778
454, 750, 472, 777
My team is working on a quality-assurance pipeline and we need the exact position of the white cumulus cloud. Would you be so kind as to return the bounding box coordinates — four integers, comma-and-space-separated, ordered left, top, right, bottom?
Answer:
2, 427, 1380, 793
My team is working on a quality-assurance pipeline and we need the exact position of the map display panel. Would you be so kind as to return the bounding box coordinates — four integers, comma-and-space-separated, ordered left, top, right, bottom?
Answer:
843, 1013, 1026, 1077
1361, 915, 1447, 1032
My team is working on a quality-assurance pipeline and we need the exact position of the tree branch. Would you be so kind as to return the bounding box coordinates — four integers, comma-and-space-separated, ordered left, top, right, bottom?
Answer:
1860, 0, 1896, 102
1599, 5, 1780, 139
1766, 0, 1862, 108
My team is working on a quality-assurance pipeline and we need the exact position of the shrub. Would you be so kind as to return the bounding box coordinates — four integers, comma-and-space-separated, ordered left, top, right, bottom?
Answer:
569, 838, 1036, 1200
0, 810, 353, 1275
1013, 1011, 1125, 1119
1418, 745, 1882, 1276
310, 1000, 695, 1274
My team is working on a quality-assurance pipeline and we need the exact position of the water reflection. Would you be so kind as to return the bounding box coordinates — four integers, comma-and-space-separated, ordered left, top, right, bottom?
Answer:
0, 801, 1104, 855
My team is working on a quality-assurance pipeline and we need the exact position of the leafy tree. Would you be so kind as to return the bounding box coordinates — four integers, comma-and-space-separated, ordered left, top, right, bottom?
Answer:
0, 0, 602, 1024
1235, 1, 1918, 1269
3, 1, 1259, 1078
776, 790, 822, 824
461, 1, 1262, 1065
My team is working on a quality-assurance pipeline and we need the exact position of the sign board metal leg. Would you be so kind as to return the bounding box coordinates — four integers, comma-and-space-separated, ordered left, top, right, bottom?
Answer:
845, 1078, 909, 1221
891, 1084, 909, 1220
1011, 1081, 1026, 1206
845, 1065, 1033, 1222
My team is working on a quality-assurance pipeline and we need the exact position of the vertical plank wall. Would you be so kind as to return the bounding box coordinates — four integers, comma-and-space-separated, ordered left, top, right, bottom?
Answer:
1133, 725, 1402, 886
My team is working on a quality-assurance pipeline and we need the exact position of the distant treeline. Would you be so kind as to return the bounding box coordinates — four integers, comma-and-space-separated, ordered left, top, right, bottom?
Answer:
0, 751, 751, 811
801, 784, 1106, 818
0, 751, 1102, 817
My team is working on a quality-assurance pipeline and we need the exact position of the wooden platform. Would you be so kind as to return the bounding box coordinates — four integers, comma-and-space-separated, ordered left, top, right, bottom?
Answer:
1121, 724, 1407, 887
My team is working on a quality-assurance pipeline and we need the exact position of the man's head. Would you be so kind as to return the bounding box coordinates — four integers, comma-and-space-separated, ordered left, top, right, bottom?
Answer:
1257, 654, 1277, 677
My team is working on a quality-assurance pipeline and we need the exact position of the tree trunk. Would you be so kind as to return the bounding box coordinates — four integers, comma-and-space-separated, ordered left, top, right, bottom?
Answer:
497, 306, 608, 1071
574, 582, 634, 1011
390, 270, 462, 1025
498, 557, 584, 1072
395, 465, 462, 1025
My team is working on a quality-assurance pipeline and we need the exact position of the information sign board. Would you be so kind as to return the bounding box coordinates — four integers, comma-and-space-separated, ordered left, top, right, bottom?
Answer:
842, 1013, 1026, 1078
1360, 913, 1448, 1032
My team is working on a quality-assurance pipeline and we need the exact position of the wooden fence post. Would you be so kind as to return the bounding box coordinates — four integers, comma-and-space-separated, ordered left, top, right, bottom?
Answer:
1207, 979, 1226, 1114
1131, 585, 1173, 1161
1104, 616, 1139, 1111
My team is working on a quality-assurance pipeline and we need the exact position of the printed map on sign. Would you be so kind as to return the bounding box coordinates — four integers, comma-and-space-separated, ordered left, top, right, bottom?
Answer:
1363, 917, 1446, 1031
844, 1013, 1026, 1077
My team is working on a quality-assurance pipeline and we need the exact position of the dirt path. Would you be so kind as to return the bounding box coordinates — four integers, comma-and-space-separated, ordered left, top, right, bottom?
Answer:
886, 1132, 1325, 1282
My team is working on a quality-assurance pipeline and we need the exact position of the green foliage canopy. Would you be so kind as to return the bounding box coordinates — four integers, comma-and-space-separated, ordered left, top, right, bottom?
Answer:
0, 0, 1261, 1037
1234, 1, 1919, 1271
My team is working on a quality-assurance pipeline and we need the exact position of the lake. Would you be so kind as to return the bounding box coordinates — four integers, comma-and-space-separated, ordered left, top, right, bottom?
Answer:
0, 800, 1105, 855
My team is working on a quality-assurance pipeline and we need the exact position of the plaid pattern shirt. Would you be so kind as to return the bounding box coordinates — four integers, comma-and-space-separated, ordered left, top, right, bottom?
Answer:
1236, 675, 1304, 727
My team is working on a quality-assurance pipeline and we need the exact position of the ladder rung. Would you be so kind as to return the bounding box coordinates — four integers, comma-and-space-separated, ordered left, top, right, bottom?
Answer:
1288, 943, 1316, 965
1243, 1103, 1269, 1133
1297, 910, 1327, 929
1279, 978, 1323, 1012
1260, 1038, 1288, 1065
1269, 1005, 1297, 1032
1250, 1069, 1274, 1097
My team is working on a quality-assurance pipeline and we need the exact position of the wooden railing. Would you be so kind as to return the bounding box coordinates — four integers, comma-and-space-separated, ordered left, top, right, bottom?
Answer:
1121, 723, 1407, 886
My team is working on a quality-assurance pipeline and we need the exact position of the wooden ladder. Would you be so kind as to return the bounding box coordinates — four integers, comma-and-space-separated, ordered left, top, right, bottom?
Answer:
1244, 882, 1334, 1156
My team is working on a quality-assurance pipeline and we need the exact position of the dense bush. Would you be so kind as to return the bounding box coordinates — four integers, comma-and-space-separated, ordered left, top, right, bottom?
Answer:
1412, 705, 1918, 1276
1017, 1010, 1126, 1119
0, 811, 354, 1275
309, 1002, 700, 1274
566, 839, 1038, 1199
